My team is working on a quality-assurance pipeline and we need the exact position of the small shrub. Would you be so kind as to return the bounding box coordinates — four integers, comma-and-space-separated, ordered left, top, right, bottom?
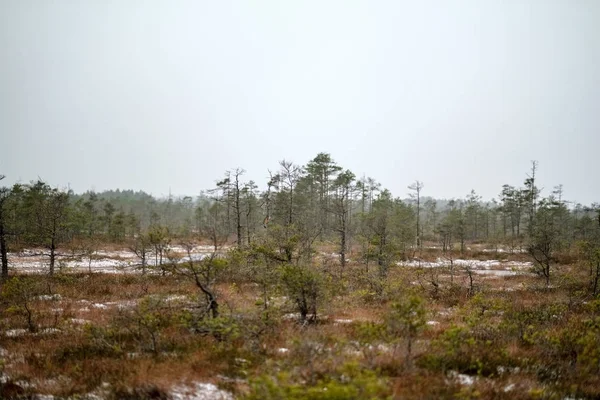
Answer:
244, 362, 392, 400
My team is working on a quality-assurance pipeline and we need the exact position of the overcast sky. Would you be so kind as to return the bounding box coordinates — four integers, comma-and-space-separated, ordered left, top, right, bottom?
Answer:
1, 1, 599, 204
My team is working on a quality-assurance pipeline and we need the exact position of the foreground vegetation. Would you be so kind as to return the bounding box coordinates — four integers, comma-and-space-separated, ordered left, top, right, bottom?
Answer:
1, 154, 599, 399
1, 246, 600, 399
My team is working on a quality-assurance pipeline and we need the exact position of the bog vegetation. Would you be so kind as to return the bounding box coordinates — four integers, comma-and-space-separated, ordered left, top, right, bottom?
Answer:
0, 154, 599, 399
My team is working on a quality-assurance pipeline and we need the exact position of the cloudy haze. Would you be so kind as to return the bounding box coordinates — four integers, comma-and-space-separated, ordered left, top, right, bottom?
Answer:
1, 1, 599, 204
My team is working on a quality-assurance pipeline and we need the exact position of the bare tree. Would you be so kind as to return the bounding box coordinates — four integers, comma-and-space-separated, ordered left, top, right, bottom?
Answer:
172, 241, 225, 319
463, 261, 477, 297
130, 233, 151, 275
0, 174, 9, 279
242, 180, 259, 246
524, 160, 540, 236
262, 170, 278, 229
231, 168, 245, 246
331, 170, 355, 274
408, 181, 424, 249
279, 160, 302, 226
528, 198, 561, 287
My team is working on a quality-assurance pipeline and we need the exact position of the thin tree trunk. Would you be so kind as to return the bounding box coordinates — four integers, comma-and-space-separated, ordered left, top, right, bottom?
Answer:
340, 226, 346, 277
0, 216, 8, 279
406, 334, 413, 369
49, 238, 56, 276
593, 261, 599, 295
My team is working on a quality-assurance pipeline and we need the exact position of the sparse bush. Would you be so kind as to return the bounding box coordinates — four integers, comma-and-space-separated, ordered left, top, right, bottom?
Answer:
113, 296, 175, 354
386, 293, 427, 369
1, 276, 44, 332
244, 362, 391, 400
419, 324, 511, 376
280, 264, 324, 323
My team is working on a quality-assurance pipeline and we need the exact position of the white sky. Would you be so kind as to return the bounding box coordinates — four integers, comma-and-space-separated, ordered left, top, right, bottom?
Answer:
1, 1, 599, 204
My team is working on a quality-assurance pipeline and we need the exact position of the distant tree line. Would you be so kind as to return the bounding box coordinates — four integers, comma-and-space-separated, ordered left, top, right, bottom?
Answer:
1, 155, 599, 289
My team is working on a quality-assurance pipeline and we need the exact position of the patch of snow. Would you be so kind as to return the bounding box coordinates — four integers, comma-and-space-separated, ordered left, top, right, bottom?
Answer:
170, 382, 233, 400
39, 328, 61, 335
105, 300, 137, 309
37, 294, 62, 301
399, 258, 532, 279
91, 303, 108, 309
334, 319, 354, 324
473, 270, 519, 276
5, 329, 28, 337
69, 318, 90, 325
9, 247, 221, 274
504, 383, 516, 392
165, 295, 188, 302
426, 320, 440, 326
482, 248, 527, 254
277, 348, 289, 354
14, 379, 36, 389
448, 371, 475, 386
343, 347, 363, 357
438, 309, 453, 317
400, 257, 531, 269
375, 344, 392, 353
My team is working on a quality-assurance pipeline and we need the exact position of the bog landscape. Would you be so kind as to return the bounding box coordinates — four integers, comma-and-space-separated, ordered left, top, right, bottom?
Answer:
2, 2, 599, 399
1, 156, 599, 399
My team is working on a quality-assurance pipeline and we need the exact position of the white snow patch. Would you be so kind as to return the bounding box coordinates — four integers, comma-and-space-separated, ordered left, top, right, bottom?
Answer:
448, 371, 476, 386
375, 344, 392, 353
8, 247, 221, 274
400, 258, 531, 269
277, 348, 289, 354
5, 329, 28, 337
334, 319, 354, 325
105, 300, 137, 309
91, 303, 108, 309
170, 382, 233, 400
426, 320, 440, 326
39, 328, 61, 335
165, 295, 188, 302
69, 318, 90, 325
37, 294, 62, 301
504, 383, 516, 392
482, 248, 527, 254
473, 270, 519, 276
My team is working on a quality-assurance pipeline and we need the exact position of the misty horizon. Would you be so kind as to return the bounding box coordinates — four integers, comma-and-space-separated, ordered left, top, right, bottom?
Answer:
2, 157, 593, 207
2, 1, 599, 204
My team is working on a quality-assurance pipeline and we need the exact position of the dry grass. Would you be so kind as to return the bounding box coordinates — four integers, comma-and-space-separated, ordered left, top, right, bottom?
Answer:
1, 244, 598, 399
